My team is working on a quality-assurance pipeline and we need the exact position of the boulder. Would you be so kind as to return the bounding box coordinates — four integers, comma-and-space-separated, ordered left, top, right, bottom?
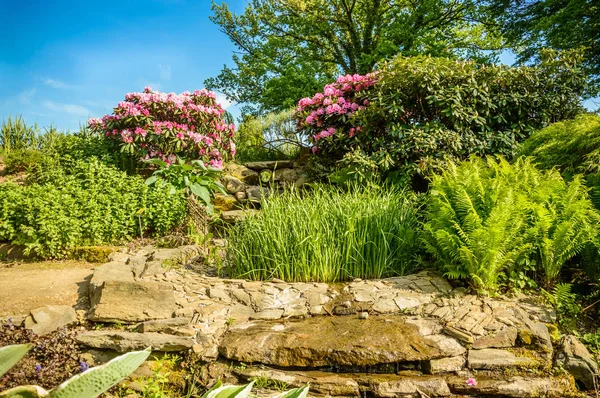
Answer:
213, 193, 240, 212
219, 316, 465, 367
88, 280, 177, 323
77, 331, 193, 352
223, 176, 245, 194
223, 163, 259, 184
273, 168, 300, 184
246, 186, 270, 203
554, 335, 599, 390
468, 348, 542, 370
24, 305, 77, 336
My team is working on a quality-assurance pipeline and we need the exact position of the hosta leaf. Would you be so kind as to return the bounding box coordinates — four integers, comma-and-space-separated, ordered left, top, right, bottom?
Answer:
49, 347, 151, 398
273, 385, 310, 398
0, 385, 49, 397
0, 344, 32, 378
190, 184, 211, 206
144, 176, 158, 186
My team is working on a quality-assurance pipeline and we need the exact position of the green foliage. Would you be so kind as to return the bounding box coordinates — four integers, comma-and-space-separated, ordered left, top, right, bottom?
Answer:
347, 51, 586, 183
227, 184, 420, 282
542, 283, 581, 329
0, 115, 40, 153
0, 159, 186, 258
235, 109, 301, 162
488, 0, 600, 93
207, 0, 503, 115
581, 331, 600, 358
422, 157, 598, 292
202, 381, 308, 398
0, 346, 150, 398
3, 149, 46, 174
145, 157, 225, 211
518, 114, 600, 209
140, 354, 180, 398
0, 344, 32, 378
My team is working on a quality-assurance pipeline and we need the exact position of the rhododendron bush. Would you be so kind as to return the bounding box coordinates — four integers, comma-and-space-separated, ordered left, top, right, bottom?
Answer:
294, 73, 377, 157
295, 52, 586, 185
88, 87, 236, 169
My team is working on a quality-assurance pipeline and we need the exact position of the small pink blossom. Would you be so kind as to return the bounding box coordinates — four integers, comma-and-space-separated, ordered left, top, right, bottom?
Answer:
466, 378, 477, 387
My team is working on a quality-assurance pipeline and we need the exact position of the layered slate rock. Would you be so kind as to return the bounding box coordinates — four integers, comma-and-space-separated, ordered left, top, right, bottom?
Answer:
219, 316, 464, 367
446, 375, 575, 397
77, 331, 193, 352
467, 348, 543, 370
554, 335, 600, 390
235, 367, 452, 397
88, 280, 177, 322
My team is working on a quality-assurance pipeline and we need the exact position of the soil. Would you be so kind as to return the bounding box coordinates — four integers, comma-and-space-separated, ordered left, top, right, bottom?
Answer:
0, 260, 94, 316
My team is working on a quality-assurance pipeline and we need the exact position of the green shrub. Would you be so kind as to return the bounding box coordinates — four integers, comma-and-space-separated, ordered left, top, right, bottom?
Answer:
297, 50, 586, 185
422, 157, 599, 292
3, 149, 47, 174
0, 159, 186, 258
518, 114, 600, 209
227, 185, 420, 282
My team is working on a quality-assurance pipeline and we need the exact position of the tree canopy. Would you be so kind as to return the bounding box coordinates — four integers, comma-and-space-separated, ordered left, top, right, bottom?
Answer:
488, 0, 599, 94
206, 0, 503, 115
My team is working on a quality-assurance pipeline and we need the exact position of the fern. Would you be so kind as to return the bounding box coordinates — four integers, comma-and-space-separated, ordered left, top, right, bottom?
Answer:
423, 156, 598, 293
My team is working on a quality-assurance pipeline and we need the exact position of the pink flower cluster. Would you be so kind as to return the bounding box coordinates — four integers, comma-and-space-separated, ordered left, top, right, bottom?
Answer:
294, 73, 377, 153
87, 87, 235, 168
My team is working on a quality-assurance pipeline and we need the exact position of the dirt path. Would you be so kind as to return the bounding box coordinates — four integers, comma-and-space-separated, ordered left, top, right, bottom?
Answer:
0, 260, 94, 317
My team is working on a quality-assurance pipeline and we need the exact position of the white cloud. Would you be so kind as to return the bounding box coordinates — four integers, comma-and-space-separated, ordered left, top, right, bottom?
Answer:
18, 88, 36, 104
43, 101, 90, 116
158, 64, 172, 81
215, 92, 233, 109
43, 78, 72, 89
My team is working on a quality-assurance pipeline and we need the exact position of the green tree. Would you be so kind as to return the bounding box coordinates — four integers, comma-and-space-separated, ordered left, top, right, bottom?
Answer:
488, 0, 600, 93
206, 0, 504, 115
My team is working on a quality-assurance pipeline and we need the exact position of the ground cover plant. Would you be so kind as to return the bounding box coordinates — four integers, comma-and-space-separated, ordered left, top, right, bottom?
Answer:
226, 184, 420, 282
295, 50, 587, 186
0, 159, 186, 259
422, 156, 599, 293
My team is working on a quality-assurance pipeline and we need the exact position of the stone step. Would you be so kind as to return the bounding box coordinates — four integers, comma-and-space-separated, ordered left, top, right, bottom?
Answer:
77, 330, 194, 353
234, 367, 576, 398
235, 366, 452, 397
219, 316, 465, 368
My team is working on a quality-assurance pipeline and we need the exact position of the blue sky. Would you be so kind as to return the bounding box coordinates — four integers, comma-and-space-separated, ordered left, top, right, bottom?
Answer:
0, 1, 597, 131
0, 0, 247, 131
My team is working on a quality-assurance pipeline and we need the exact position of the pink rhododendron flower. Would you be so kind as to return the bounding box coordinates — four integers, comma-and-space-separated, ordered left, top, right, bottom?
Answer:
466, 378, 477, 387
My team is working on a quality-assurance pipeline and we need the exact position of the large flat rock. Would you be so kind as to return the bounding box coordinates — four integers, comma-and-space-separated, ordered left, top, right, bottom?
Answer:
88, 280, 177, 322
219, 316, 465, 367
77, 331, 193, 352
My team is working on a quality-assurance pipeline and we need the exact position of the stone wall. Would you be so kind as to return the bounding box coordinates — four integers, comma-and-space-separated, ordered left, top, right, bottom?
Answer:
65, 245, 599, 397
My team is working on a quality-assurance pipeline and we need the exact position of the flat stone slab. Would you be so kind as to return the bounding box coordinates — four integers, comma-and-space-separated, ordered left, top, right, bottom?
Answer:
468, 348, 542, 370
24, 305, 77, 336
77, 331, 193, 352
446, 375, 574, 397
88, 280, 177, 322
219, 316, 465, 367
235, 367, 451, 397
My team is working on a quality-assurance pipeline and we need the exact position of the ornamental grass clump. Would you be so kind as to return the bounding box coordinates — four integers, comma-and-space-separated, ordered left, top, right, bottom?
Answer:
227, 185, 420, 282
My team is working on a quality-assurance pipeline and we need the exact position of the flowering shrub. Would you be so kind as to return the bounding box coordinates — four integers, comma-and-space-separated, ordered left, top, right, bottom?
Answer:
294, 73, 377, 156
88, 87, 236, 169
295, 51, 586, 186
